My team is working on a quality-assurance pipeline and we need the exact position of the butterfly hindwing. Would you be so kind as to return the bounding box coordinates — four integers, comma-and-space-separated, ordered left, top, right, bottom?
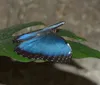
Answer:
14, 32, 72, 63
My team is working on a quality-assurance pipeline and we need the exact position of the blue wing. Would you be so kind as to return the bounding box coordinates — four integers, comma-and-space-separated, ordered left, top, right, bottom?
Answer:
13, 21, 65, 43
14, 32, 72, 63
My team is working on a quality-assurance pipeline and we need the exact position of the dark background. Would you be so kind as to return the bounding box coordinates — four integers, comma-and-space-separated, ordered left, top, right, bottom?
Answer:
0, 56, 97, 85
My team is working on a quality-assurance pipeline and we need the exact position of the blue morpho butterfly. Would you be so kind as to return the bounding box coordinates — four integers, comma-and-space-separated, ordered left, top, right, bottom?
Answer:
13, 21, 72, 63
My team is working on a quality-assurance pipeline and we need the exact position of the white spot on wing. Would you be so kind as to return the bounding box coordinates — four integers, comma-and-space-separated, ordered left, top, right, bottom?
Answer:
68, 51, 71, 55
67, 43, 72, 51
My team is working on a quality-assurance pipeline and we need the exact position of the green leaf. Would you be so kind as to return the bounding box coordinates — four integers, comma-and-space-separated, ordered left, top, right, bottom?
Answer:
57, 29, 86, 41
0, 21, 44, 40
67, 40, 100, 58
0, 21, 100, 63
0, 21, 45, 62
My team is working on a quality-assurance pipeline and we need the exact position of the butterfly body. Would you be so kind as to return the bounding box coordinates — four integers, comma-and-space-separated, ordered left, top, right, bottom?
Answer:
13, 21, 72, 63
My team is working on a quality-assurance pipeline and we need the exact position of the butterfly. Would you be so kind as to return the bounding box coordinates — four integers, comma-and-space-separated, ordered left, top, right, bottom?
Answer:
13, 21, 72, 63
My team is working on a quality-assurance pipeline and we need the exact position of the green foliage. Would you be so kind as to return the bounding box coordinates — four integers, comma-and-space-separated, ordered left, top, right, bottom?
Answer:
67, 41, 100, 58
0, 22, 44, 62
0, 21, 100, 62
57, 29, 86, 41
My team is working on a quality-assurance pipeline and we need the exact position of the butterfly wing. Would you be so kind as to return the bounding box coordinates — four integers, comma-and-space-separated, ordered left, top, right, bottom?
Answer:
13, 21, 65, 43
41, 21, 65, 31
15, 32, 72, 63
